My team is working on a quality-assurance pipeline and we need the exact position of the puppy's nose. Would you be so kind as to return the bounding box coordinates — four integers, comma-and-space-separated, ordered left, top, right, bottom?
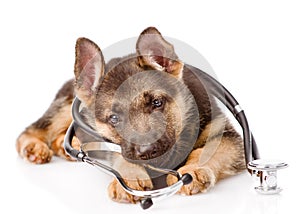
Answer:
135, 144, 158, 160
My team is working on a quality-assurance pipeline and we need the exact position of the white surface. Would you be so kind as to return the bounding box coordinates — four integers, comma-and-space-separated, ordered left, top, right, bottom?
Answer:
0, 0, 299, 213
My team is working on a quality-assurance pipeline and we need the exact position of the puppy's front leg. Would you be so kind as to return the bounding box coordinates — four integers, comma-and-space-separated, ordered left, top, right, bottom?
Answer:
167, 135, 245, 195
16, 97, 74, 163
108, 155, 153, 203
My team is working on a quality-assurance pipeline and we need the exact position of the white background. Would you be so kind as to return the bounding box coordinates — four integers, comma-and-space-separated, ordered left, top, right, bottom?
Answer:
0, 0, 299, 213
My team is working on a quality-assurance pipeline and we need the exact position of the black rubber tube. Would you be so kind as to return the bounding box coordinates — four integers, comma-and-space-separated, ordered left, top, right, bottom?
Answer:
188, 65, 260, 165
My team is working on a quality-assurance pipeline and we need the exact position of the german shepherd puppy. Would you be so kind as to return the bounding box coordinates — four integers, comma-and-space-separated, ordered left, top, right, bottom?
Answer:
16, 27, 245, 203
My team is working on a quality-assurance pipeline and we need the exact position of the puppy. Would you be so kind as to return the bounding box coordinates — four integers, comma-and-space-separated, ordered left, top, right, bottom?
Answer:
16, 27, 245, 203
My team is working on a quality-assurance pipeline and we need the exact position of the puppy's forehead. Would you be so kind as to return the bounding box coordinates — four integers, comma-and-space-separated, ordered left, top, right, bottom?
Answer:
95, 57, 142, 115
101, 56, 142, 92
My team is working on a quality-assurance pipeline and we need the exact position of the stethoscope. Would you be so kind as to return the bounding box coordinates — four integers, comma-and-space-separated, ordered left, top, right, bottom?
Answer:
64, 65, 288, 209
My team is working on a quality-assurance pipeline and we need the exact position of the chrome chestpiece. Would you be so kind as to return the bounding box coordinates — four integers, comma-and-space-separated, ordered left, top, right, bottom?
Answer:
248, 159, 288, 194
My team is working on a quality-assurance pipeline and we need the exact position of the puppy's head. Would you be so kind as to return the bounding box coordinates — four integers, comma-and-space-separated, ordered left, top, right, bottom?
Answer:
74, 27, 199, 168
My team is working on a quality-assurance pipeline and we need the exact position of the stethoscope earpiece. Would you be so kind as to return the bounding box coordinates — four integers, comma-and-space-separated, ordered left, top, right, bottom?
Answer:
248, 159, 288, 194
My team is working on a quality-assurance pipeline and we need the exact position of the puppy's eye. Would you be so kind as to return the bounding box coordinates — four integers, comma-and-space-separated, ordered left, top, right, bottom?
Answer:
152, 99, 163, 108
109, 114, 119, 126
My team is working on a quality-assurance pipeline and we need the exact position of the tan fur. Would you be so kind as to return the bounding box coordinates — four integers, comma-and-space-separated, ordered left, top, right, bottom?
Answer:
195, 116, 227, 148
16, 132, 53, 164
95, 120, 122, 145
17, 98, 74, 163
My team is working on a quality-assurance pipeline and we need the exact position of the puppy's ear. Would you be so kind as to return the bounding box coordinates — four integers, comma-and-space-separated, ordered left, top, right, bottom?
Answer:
136, 27, 184, 78
74, 38, 105, 106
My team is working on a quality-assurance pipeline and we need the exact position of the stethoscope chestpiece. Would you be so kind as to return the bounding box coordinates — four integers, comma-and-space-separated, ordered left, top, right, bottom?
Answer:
247, 159, 288, 194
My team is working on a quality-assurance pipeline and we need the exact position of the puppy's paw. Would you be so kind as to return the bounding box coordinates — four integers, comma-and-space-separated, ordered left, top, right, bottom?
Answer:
17, 132, 53, 164
167, 165, 216, 195
22, 141, 53, 164
108, 178, 153, 203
